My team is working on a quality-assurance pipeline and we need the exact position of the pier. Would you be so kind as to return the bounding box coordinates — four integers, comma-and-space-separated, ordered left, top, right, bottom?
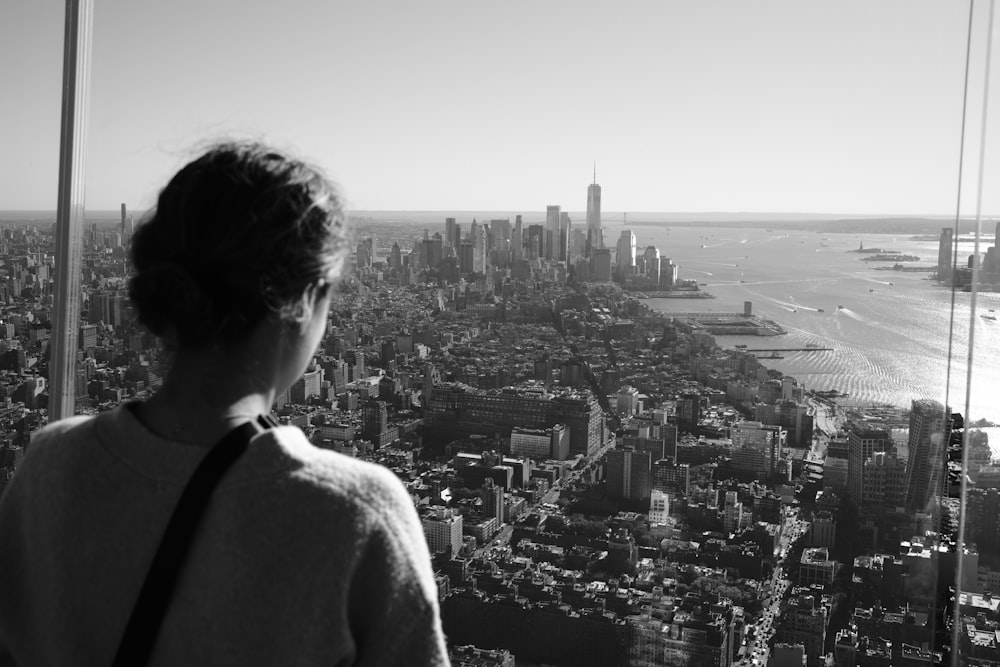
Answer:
669, 312, 787, 336
744, 347, 833, 352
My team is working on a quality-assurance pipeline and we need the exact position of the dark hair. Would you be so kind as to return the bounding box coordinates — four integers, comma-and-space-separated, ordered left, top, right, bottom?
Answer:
129, 141, 348, 348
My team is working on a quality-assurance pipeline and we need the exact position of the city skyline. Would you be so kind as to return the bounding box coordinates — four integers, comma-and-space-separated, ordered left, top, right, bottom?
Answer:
2, 1, 999, 216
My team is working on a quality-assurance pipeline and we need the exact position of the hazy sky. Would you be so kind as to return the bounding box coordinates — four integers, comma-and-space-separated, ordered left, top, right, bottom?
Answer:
2, 0, 998, 215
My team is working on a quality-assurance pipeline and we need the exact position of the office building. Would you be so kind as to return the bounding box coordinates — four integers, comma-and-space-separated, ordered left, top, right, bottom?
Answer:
649, 489, 669, 524
904, 399, 949, 513
799, 547, 837, 587
617, 385, 642, 416
723, 490, 743, 533
643, 246, 660, 283
481, 478, 504, 523
591, 248, 612, 281
847, 423, 893, 506
512, 215, 523, 261
777, 594, 828, 667
731, 421, 785, 476
627, 602, 735, 667
966, 488, 1000, 557
79, 324, 97, 350
607, 447, 651, 502
586, 175, 602, 247
545, 205, 561, 260
526, 224, 544, 259
653, 459, 690, 496
754, 401, 813, 449
659, 257, 677, 288
938, 227, 954, 277
421, 506, 463, 556
770, 644, 807, 667
559, 212, 572, 262
615, 230, 636, 280
362, 399, 388, 443
861, 451, 906, 509
510, 424, 569, 460
676, 393, 701, 434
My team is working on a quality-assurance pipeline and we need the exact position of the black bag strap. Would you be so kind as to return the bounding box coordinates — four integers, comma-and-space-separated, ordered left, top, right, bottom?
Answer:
112, 415, 274, 667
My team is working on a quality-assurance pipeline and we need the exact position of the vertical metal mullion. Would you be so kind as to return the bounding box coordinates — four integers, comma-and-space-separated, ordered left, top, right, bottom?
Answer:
50, 0, 94, 420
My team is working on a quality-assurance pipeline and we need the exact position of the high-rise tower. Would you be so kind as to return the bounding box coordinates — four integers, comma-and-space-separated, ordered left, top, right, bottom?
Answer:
846, 424, 893, 506
937, 227, 953, 279
587, 167, 602, 249
545, 205, 561, 260
512, 215, 523, 261
904, 399, 949, 513
615, 229, 636, 280
559, 211, 571, 262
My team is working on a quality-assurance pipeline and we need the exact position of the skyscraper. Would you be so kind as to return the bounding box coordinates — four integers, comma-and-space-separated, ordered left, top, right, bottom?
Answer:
390, 241, 402, 270
643, 245, 660, 283
512, 215, 523, 261
473, 225, 487, 272
937, 227, 953, 278
362, 399, 388, 444
904, 399, 949, 513
659, 257, 677, 288
559, 211, 571, 262
591, 248, 612, 281
847, 423, 893, 506
615, 230, 636, 280
586, 171, 602, 249
607, 447, 651, 502
545, 205, 561, 260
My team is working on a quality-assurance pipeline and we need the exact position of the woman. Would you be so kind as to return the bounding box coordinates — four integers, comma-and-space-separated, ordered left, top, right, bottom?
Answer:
0, 142, 451, 666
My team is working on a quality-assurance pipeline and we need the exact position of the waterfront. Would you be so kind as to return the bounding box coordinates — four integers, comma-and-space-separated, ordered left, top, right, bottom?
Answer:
635, 224, 1000, 425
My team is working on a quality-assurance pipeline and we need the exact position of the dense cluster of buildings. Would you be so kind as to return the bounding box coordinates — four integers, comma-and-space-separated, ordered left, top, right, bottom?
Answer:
936, 221, 1000, 291
0, 187, 994, 665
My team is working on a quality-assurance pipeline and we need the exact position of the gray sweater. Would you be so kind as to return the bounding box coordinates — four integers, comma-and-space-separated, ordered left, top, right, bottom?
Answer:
0, 404, 450, 666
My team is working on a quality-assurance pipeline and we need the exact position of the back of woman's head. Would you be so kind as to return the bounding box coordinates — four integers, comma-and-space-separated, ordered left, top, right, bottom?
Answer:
129, 141, 348, 348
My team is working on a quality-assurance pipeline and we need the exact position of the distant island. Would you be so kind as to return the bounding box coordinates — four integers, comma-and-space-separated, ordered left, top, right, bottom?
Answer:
861, 254, 920, 262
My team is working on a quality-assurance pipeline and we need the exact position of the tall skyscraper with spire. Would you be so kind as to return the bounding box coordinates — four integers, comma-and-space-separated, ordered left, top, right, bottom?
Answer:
587, 165, 603, 249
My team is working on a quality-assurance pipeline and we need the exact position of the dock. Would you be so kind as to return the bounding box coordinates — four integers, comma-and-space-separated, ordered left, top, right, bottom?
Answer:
744, 347, 833, 352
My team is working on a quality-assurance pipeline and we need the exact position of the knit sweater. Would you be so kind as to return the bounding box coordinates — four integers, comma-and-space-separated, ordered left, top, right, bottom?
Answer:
0, 404, 450, 666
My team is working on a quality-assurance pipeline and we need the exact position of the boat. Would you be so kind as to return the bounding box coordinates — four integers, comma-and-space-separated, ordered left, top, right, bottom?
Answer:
817, 308, 825, 312
983, 314, 997, 321
837, 305, 845, 310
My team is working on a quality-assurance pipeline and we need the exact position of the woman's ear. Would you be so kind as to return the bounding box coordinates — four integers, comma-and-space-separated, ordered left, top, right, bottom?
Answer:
293, 281, 331, 331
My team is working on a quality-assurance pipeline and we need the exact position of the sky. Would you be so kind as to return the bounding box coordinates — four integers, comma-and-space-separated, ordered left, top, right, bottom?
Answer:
1, 0, 998, 216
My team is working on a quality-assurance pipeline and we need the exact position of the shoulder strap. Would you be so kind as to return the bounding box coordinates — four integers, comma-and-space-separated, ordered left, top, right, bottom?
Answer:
112, 417, 272, 666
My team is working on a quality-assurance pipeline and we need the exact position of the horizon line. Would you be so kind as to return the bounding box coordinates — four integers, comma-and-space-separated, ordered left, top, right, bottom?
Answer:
1, 209, 997, 220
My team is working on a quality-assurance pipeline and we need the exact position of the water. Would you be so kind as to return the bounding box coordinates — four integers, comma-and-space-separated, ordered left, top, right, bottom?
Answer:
632, 225, 1000, 427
